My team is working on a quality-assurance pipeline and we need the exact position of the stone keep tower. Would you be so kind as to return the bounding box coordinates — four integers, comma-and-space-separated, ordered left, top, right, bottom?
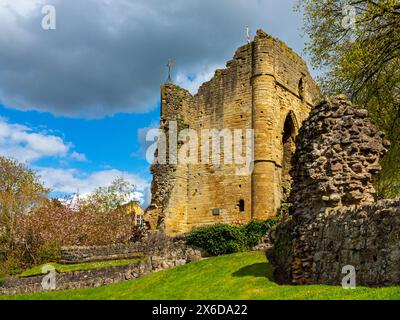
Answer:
146, 30, 320, 236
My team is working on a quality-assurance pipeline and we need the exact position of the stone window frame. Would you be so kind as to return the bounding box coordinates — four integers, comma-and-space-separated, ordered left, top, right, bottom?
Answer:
212, 208, 221, 216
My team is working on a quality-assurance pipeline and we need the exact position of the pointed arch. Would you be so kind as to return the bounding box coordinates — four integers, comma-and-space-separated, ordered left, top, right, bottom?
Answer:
282, 110, 298, 145
281, 111, 298, 204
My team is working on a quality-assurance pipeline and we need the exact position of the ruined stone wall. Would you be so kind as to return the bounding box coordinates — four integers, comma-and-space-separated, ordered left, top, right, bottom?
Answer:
0, 261, 150, 295
1, 234, 204, 295
146, 85, 193, 231
312, 201, 400, 287
60, 243, 144, 264
269, 96, 400, 287
147, 30, 319, 236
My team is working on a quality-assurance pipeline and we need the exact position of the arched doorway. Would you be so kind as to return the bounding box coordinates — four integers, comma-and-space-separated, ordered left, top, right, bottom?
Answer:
281, 112, 297, 207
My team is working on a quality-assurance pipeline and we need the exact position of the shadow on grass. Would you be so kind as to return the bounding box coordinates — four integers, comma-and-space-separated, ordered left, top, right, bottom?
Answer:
232, 262, 275, 281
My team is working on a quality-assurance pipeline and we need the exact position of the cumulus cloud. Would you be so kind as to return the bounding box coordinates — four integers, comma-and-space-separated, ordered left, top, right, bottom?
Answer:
70, 151, 88, 162
175, 65, 220, 95
0, 0, 47, 17
0, 0, 305, 118
0, 117, 86, 163
0, 118, 150, 206
37, 167, 151, 206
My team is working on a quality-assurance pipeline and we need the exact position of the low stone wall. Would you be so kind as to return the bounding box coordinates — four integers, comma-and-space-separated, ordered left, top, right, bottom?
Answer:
61, 243, 144, 264
311, 200, 400, 287
270, 200, 400, 287
1, 233, 204, 295
251, 235, 272, 251
0, 260, 151, 295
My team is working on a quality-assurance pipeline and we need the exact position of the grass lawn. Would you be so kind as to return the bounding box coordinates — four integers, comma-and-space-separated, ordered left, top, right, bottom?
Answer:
2, 251, 400, 300
19, 258, 143, 278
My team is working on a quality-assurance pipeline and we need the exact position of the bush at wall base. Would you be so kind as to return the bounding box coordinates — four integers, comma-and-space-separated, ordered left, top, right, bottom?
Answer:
187, 218, 276, 256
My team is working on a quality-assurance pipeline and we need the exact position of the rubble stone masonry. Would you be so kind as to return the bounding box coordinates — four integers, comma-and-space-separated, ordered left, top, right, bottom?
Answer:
269, 96, 400, 287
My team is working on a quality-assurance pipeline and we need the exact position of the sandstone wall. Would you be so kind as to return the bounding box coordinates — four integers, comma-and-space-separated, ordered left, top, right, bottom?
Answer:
269, 96, 400, 287
147, 29, 320, 236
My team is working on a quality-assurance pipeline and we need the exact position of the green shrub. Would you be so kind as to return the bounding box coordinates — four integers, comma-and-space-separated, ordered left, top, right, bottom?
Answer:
187, 224, 247, 256
0, 255, 23, 276
35, 241, 61, 264
0, 242, 61, 277
187, 218, 277, 256
243, 218, 277, 248
0, 250, 6, 263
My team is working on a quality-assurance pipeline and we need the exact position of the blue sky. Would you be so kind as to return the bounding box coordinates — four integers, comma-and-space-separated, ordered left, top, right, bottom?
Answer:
0, 101, 159, 205
0, 0, 317, 207
0, 103, 159, 173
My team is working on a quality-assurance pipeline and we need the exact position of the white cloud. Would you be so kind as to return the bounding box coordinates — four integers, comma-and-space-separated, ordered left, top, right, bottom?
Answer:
70, 151, 88, 162
0, 117, 87, 163
37, 167, 151, 207
0, 0, 46, 17
0, 119, 150, 207
175, 65, 222, 95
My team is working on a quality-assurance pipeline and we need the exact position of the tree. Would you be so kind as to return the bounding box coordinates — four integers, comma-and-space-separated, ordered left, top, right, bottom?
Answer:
0, 157, 48, 251
81, 177, 137, 212
297, 0, 400, 198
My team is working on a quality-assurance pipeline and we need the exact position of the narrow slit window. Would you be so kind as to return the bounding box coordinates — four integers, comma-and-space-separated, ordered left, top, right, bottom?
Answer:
238, 199, 245, 212
298, 77, 305, 101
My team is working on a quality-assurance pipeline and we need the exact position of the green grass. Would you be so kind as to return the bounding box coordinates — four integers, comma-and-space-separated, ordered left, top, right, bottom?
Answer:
19, 258, 143, 278
2, 251, 400, 300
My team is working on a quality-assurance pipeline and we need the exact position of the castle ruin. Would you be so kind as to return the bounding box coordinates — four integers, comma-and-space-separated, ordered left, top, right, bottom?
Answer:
269, 96, 400, 287
146, 29, 320, 236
